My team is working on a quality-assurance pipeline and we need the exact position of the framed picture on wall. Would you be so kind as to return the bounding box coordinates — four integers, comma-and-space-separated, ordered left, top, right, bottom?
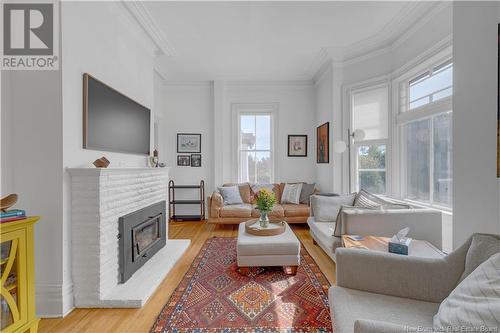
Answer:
288, 135, 307, 157
191, 154, 202, 167
317, 122, 329, 163
177, 155, 191, 166
177, 133, 201, 153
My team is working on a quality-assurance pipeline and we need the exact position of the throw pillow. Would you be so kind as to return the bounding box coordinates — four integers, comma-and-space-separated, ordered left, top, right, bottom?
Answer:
223, 183, 251, 203
460, 234, 500, 282
281, 183, 303, 204
433, 253, 500, 331
218, 186, 243, 205
299, 183, 316, 204
310, 194, 356, 223
353, 190, 383, 209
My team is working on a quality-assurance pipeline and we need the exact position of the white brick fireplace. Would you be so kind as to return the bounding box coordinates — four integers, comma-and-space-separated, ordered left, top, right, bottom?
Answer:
67, 167, 190, 308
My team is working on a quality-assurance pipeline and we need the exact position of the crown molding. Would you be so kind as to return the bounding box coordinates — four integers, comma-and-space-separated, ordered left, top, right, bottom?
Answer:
341, 2, 451, 67
225, 80, 314, 87
311, 1, 451, 80
121, 1, 177, 57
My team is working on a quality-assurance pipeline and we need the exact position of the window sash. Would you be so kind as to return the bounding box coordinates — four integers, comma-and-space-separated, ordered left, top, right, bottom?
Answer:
401, 111, 452, 208
237, 112, 274, 183
352, 142, 388, 194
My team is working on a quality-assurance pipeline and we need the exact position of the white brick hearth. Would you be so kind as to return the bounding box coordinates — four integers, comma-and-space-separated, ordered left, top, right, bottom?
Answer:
68, 167, 190, 308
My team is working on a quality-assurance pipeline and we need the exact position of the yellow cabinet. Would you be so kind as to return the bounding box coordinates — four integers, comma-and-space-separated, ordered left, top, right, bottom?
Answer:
1, 217, 39, 333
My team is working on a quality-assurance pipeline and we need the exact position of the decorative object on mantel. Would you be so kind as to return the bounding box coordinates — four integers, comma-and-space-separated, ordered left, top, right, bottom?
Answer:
177, 133, 201, 153
0, 194, 18, 212
253, 188, 276, 228
93, 156, 110, 168
1, 216, 40, 332
149, 149, 159, 167
288, 134, 307, 157
316, 122, 329, 163
244, 219, 286, 236
159, 162, 166, 167
177, 155, 190, 167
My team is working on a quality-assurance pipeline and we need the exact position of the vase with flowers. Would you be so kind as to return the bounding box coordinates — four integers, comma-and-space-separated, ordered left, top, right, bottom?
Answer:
253, 188, 276, 228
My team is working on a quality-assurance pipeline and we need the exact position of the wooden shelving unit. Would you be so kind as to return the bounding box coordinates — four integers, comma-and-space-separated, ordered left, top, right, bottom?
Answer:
169, 180, 205, 221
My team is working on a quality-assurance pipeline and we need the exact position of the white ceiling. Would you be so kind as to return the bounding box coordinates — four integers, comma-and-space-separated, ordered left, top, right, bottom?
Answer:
143, 1, 440, 81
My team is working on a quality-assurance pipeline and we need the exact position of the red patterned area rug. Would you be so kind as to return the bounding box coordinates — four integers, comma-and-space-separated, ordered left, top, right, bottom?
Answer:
151, 237, 332, 333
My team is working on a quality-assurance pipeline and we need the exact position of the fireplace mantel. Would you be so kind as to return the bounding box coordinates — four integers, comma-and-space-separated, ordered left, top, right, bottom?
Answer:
67, 167, 190, 307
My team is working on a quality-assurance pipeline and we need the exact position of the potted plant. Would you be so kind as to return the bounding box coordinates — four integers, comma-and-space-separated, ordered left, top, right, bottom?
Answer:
254, 188, 276, 228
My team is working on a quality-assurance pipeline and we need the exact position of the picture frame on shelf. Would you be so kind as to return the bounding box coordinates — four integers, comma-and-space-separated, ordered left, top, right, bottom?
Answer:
177, 133, 201, 153
317, 122, 329, 163
287, 135, 307, 157
177, 155, 191, 166
191, 154, 202, 167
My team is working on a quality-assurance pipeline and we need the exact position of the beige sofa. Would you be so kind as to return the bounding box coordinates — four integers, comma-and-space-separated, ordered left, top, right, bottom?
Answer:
207, 183, 314, 224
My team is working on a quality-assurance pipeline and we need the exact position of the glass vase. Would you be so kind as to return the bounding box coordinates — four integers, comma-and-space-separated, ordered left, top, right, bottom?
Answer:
259, 210, 270, 228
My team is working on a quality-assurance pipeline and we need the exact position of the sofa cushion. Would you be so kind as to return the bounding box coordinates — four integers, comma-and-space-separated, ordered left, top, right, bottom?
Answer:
311, 194, 356, 222
282, 204, 310, 217
308, 218, 340, 254
330, 286, 439, 333
251, 205, 284, 218
281, 183, 303, 204
223, 183, 252, 203
434, 253, 500, 331
460, 234, 500, 281
218, 186, 243, 205
219, 204, 252, 218
300, 183, 316, 204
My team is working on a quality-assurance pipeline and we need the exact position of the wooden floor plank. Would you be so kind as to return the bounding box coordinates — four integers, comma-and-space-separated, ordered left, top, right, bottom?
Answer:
39, 221, 335, 333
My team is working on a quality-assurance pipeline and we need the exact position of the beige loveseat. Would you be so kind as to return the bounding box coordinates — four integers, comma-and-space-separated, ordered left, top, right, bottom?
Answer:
208, 183, 314, 224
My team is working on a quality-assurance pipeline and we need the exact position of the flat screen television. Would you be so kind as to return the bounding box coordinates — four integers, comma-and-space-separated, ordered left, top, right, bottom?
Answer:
83, 73, 151, 155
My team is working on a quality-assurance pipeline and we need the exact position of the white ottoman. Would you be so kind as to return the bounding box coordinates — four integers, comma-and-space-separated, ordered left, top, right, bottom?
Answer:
237, 221, 301, 275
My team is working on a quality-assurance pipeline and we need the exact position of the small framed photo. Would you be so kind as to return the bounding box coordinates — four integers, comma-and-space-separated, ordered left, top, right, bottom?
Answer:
288, 135, 308, 157
191, 154, 202, 167
177, 155, 191, 166
177, 133, 201, 153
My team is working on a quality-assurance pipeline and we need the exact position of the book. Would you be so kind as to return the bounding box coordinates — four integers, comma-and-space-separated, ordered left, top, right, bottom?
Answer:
0, 216, 27, 223
0, 209, 26, 218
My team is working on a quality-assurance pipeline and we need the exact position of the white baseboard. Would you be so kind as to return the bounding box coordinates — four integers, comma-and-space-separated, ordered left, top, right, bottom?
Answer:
36, 283, 74, 318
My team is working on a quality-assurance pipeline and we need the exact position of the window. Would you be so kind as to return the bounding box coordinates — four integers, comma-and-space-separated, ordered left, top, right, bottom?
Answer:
409, 61, 452, 110
400, 60, 453, 208
238, 113, 273, 183
351, 85, 389, 194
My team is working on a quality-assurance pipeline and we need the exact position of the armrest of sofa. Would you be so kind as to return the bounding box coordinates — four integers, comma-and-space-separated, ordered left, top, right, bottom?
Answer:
336, 248, 462, 303
341, 208, 442, 249
208, 192, 223, 218
354, 319, 419, 333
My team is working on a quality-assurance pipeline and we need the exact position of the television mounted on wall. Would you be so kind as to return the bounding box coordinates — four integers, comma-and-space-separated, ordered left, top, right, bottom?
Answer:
83, 73, 151, 155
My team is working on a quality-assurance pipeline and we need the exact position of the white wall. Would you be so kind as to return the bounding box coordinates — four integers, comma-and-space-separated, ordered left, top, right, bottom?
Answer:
223, 82, 316, 184
453, 2, 500, 247
160, 81, 317, 204
1, 71, 65, 316
314, 66, 334, 192
4, 1, 158, 317
159, 83, 214, 215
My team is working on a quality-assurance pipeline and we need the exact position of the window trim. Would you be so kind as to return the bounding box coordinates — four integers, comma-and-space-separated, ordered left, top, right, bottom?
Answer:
231, 103, 278, 183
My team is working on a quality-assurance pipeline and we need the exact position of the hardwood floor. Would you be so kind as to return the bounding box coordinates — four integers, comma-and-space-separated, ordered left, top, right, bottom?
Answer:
39, 222, 336, 333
